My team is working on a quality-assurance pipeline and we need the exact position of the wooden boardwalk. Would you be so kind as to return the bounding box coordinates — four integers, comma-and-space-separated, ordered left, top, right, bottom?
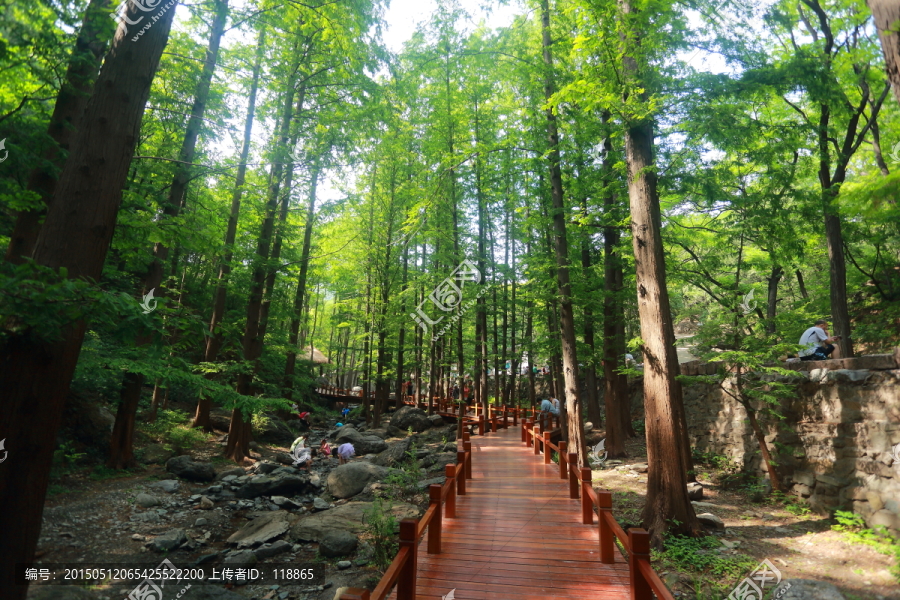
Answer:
408, 426, 632, 600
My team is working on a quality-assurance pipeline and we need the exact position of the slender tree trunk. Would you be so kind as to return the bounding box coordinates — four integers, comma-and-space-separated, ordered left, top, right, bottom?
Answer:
796, 269, 809, 300
395, 245, 409, 409
0, 5, 177, 596
284, 164, 321, 398
620, 0, 700, 545
868, 0, 900, 107
195, 26, 265, 429
766, 265, 783, 335
5, 0, 114, 263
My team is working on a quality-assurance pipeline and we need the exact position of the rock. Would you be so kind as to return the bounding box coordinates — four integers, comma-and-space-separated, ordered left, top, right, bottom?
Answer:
254, 461, 280, 475
147, 479, 181, 493
131, 511, 162, 523
199, 496, 214, 510
194, 518, 209, 527
314, 497, 331, 511
223, 549, 258, 569
417, 477, 445, 490
870, 509, 899, 532
235, 474, 311, 499
696, 513, 725, 530
290, 501, 420, 542
253, 539, 293, 559
629, 463, 649, 473
327, 462, 390, 499
427, 414, 445, 426
148, 528, 187, 552
227, 511, 296, 548
389, 406, 432, 433
334, 427, 389, 455
687, 482, 704, 500
216, 467, 246, 481
319, 530, 359, 557
135, 493, 160, 508
332, 588, 350, 600
371, 437, 414, 467
421, 452, 456, 472
166, 455, 216, 482
253, 413, 298, 444
584, 422, 594, 433
775, 579, 846, 600
141, 443, 173, 465
27, 586, 101, 600
691, 501, 717, 509
386, 425, 405, 438
336, 561, 352, 570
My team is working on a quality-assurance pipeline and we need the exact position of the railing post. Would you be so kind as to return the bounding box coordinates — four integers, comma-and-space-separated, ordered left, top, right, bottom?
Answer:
397, 519, 417, 600
513, 407, 518, 427
479, 415, 485, 436
598, 491, 614, 564
534, 426, 541, 455
629, 528, 653, 600
568, 452, 579, 499
444, 464, 456, 518
491, 417, 497, 433
558, 441, 568, 479
521, 419, 527, 443
456, 451, 466, 496
463, 440, 472, 480
581, 467, 593, 525
544, 432, 552, 464
503, 406, 508, 428
339, 589, 370, 600
463, 431, 470, 443
428, 484, 442, 554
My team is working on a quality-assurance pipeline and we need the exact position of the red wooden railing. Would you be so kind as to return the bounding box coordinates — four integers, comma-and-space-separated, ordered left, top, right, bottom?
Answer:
338, 434, 473, 600
523, 419, 676, 600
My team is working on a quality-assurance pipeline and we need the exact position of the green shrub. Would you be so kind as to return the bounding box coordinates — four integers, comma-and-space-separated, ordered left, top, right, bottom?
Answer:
141, 409, 210, 453
363, 498, 399, 571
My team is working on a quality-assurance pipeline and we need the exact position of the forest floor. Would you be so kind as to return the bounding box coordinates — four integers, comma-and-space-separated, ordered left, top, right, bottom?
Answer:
596, 434, 900, 600
27, 400, 447, 600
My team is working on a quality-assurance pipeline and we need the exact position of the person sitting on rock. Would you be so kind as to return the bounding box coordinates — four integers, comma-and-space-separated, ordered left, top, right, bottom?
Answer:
320, 438, 332, 460
337, 442, 355, 465
290, 434, 312, 470
798, 319, 840, 361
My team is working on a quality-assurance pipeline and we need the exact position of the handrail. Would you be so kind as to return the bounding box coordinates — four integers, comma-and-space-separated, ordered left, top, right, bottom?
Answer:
340, 432, 471, 600
522, 419, 676, 600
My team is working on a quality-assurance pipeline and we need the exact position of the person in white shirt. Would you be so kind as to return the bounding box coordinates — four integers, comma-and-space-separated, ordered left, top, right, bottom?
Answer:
798, 319, 840, 361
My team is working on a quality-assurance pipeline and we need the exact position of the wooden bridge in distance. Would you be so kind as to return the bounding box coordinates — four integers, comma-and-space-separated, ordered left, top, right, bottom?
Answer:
338, 408, 676, 600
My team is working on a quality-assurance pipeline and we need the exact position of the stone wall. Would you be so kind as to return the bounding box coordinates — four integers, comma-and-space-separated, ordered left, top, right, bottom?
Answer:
652, 352, 900, 532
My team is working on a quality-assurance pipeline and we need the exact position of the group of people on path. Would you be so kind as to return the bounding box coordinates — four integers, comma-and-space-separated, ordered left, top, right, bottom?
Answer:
289, 432, 355, 471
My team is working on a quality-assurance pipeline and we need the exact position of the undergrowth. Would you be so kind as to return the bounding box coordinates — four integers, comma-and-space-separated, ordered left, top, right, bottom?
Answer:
832, 510, 900, 583
140, 408, 211, 454
653, 533, 757, 598
363, 498, 399, 571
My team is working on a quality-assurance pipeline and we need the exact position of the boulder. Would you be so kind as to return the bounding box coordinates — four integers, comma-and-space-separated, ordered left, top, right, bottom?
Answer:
253, 413, 298, 444
166, 456, 216, 482
227, 511, 297, 548
422, 452, 457, 472
427, 414, 445, 427
319, 530, 359, 557
253, 539, 293, 559
147, 479, 180, 493
371, 437, 414, 467
334, 427, 389, 455
327, 462, 389, 499
389, 406, 432, 433
253, 461, 280, 475
290, 501, 420, 542
208, 410, 232, 432
135, 493, 160, 508
141, 443, 173, 465
776, 580, 846, 600
222, 549, 258, 570
313, 497, 331, 511
696, 513, 725, 530
148, 529, 187, 552
215, 467, 245, 481
687, 482, 704, 500
234, 474, 311, 499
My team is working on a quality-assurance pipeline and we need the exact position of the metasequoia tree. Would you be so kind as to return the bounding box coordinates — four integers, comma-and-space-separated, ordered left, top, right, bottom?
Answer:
0, 3, 178, 595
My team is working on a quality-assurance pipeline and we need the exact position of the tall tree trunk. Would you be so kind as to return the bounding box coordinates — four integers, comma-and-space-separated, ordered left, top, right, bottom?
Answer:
796, 269, 809, 300
0, 5, 177, 596
5, 0, 114, 263
868, 0, 900, 107
110, 0, 229, 467
540, 0, 585, 465
580, 202, 602, 429
766, 265, 783, 335
227, 66, 298, 463
620, 0, 700, 545
195, 26, 265, 429
395, 244, 409, 409
284, 164, 321, 398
